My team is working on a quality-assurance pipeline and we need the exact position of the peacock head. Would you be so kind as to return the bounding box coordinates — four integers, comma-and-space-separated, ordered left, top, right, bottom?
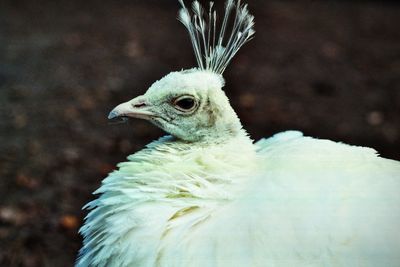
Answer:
108, 69, 242, 142
108, 0, 254, 143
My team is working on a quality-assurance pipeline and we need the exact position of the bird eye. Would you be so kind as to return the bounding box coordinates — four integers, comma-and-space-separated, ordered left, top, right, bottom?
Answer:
173, 96, 197, 112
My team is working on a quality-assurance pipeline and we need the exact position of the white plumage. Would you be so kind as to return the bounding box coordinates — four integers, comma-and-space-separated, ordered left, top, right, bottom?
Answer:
77, 1, 400, 266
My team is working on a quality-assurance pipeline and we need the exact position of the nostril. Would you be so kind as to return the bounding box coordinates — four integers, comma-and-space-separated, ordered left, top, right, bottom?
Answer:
133, 102, 147, 108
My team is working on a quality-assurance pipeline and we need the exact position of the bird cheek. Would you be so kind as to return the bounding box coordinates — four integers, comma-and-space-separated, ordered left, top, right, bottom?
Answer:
205, 109, 217, 127
161, 108, 177, 123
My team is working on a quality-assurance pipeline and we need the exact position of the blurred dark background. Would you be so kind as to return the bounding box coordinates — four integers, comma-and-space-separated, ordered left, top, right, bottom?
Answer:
0, 0, 399, 266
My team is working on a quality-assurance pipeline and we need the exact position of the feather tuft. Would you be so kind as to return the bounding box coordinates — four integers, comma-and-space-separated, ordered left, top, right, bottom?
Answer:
178, 0, 255, 74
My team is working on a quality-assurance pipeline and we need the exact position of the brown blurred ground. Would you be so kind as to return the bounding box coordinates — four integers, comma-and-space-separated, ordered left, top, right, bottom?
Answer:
0, 0, 399, 266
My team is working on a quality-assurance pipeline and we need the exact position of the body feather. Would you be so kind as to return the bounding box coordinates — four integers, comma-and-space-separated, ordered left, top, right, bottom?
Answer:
77, 131, 400, 267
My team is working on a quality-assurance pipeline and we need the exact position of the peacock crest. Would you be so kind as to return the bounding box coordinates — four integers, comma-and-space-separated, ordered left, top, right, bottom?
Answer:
178, 0, 255, 74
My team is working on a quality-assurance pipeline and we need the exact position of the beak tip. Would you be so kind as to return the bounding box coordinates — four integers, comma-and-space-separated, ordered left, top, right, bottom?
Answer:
108, 110, 119, 120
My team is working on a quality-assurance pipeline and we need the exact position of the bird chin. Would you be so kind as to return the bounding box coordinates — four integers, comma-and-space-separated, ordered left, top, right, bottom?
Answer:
149, 117, 167, 129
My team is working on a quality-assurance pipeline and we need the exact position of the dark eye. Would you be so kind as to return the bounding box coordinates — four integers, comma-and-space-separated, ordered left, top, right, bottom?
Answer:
173, 96, 197, 112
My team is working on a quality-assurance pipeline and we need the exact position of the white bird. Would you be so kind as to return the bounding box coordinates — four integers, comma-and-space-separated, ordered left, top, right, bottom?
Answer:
76, 1, 400, 266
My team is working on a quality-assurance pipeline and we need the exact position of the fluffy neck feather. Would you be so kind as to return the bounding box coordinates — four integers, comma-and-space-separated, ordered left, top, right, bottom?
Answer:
77, 132, 258, 266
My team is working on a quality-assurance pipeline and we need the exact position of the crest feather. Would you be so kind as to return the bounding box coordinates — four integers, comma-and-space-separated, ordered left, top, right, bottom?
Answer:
178, 0, 255, 74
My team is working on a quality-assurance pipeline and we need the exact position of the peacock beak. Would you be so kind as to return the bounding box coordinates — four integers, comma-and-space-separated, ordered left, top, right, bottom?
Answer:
108, 96, 155, 120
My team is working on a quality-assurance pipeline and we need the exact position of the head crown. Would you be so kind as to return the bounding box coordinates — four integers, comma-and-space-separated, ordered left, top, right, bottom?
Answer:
178, 0, 255, 74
